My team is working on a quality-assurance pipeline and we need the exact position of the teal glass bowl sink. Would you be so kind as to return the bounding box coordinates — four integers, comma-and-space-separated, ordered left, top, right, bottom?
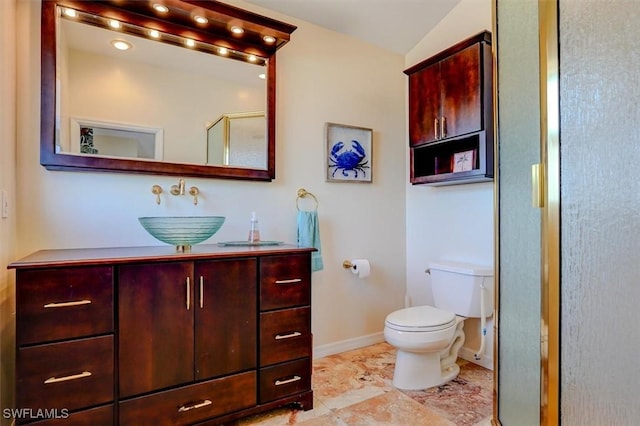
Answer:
138, 216, 225, 250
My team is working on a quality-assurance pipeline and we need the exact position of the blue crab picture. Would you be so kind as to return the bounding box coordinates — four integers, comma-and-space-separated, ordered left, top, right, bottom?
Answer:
328, 140, 370, 178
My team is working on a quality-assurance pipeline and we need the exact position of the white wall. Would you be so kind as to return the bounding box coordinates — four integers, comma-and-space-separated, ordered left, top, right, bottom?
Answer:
405, 0, 495, 367
15, 0, 406, 356
0, 0, 17, 419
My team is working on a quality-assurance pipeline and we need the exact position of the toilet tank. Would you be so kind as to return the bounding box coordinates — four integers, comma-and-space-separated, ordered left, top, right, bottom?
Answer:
429, 261, 494, 318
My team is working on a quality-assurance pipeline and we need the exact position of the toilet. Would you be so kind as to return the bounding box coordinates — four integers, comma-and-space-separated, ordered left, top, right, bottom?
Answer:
384, 261, 493, 390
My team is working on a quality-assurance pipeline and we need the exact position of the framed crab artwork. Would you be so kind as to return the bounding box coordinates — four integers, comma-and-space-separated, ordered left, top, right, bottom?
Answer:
325, 122, 373, 183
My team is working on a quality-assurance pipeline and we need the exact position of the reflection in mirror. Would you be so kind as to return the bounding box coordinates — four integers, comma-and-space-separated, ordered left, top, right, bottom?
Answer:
207, 112, 266, 169
58, 15, 266, 168
69, 118, 163, 160
41, 0, 296, 180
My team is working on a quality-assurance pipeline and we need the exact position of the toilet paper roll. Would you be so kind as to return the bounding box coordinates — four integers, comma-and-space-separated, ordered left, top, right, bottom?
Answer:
350, 259, 370, 279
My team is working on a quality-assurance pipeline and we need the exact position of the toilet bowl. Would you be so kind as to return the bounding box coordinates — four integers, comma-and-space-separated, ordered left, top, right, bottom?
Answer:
384, 261, 493, 390
384, 305, 465, 390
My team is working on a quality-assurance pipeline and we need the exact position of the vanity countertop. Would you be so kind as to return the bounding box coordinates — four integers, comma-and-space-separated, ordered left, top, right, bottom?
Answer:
8, 244, 316, 270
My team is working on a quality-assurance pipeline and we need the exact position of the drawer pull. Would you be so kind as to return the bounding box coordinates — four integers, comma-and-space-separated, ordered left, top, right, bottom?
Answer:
178, 399, 212, 413
275, 375, 302, 386
274, 278, 302, 285
44, 371, 92, 384
43, 299, 91, 308
186, 277, 191, 310
199, 276, 204, 309
275, 331, 302, 340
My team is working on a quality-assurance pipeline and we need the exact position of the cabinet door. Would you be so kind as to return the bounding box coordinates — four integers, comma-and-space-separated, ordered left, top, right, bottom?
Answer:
440, 44, 482, 139
119, 262, 194, 397
408, 61, 441, 146
194, 258, 257, 380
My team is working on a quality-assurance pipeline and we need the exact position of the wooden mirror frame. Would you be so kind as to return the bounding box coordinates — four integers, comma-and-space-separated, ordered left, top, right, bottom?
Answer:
40, 0, 296, 181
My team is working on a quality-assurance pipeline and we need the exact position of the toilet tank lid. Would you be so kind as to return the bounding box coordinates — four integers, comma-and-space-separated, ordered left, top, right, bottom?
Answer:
428, 261, 493, 277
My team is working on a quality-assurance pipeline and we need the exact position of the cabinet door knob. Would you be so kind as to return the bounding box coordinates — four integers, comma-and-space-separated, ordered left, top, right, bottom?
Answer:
434, 118, 439, 140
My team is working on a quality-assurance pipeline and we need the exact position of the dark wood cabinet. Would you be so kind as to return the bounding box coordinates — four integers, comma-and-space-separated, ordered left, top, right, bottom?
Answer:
258, 254, 312, 407
406, 31, 493, 185
10, 245, 313, 425
119, 262, 195, 397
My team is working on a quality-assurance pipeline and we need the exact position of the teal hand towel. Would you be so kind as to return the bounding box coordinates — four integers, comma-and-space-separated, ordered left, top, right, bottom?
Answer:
297, 210, 324, 272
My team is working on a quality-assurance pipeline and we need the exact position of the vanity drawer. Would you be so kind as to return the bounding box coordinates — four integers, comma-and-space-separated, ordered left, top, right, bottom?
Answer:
119, 371, 256, 426
260, 254, 311, 311
260, 307, 311, 366
16, 266, 114, 345
17, 335, 114, 411
259, 358, 311, 404
26, 404, 113, 426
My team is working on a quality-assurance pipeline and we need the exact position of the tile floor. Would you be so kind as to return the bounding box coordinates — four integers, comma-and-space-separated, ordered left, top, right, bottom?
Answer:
235, 342, 493, 426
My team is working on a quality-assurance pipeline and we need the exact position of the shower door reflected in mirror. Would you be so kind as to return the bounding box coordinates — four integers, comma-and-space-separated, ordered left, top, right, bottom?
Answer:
206, 112, 266, 169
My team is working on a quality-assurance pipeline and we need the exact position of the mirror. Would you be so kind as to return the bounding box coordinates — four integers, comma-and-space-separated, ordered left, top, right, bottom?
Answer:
41, 0, 296, 181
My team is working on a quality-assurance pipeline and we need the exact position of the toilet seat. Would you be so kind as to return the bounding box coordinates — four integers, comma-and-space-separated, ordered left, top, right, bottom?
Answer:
385, 305, 456, 332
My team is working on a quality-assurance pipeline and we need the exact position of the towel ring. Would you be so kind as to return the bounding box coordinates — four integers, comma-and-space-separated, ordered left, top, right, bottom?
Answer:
296, 188, 319, 211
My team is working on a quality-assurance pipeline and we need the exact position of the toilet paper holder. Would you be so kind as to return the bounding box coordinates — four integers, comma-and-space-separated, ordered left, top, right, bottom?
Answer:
343, 260, 354, 269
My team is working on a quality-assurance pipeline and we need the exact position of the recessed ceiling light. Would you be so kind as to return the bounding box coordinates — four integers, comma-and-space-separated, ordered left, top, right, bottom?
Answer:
248, 54, 257, 62
63, 8, 77, 18
111, 40, 132, 51
148, 29, 160, 39
263, 35, 276, 44
230, 26, 244, 35
258, 73, 266, 80
194, 15, 208, 24
184, 39, 196, 48
218, 47, 229, 56
109, 19, 121, 29
152, 4, 169, 13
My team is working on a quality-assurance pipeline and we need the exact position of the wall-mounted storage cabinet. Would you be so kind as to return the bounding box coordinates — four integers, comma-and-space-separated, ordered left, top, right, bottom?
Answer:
406, 31, 493, 186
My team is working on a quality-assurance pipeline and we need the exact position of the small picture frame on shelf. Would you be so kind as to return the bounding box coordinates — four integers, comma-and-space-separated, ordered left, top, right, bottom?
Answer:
325, 122, 372, 183
452, 149, 476, 173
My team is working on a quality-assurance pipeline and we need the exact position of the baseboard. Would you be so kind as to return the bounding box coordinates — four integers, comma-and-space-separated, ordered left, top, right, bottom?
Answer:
459, 346, 494, 370
313, 332, 386, 359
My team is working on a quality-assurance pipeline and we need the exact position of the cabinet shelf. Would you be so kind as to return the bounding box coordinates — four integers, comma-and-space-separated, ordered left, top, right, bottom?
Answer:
411, 132, 493, 186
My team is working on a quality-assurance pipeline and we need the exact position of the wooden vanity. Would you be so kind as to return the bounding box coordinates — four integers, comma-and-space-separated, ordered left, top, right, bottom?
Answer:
9, 244, 315, 425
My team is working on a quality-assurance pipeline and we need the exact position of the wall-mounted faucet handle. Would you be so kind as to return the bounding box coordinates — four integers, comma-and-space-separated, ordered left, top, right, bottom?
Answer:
170, 179, 186, 196
189, 186, 199, 205
151, 185, 163, 205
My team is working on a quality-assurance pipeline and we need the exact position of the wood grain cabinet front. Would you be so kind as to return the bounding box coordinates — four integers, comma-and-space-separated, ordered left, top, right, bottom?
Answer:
16, 266, 113, 345
260, 254, 311, 311
405, 31, 494, 186
27, 405, 114, 426
10, 245, 314, 425
118, 258, 257, 398
258, 254, 313, 409
17, 335, 114, 413
260, 306, 311, 366
119, 371, 256, 426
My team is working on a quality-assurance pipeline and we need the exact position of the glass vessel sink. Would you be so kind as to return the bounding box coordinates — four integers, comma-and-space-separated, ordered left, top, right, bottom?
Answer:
138, 216, 225, 251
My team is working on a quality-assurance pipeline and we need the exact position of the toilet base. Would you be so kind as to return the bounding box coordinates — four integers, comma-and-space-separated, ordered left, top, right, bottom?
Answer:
390, 320, 465, 390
